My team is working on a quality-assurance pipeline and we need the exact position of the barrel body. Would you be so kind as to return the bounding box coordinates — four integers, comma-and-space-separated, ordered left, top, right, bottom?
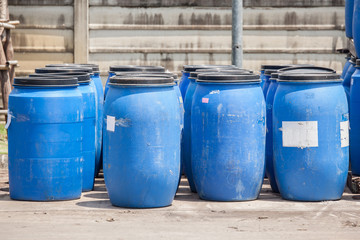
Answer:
353, 0, 360, 55
104, 72, 115, 98
91, 73, 104, 175
343, 62, 356, 105
179, 72, 190, 100
265, 80, 280, 193
260, 70, 265, 88
103, 85, 181, 208
174, 81, 185, 175
78, 82, 96, 191
191, 82, 266, 201
183, 78, 197, 192
341, 59, 352, 80
8, 86, 83, 201
262, 75, 271, 98
273, 82, 349, 201
350, 68, 360, 174
347, 0, 355, 38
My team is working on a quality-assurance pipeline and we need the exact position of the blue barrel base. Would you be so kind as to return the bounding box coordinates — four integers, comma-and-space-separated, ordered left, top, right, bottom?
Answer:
198, 196, 259, 202
110, 203, 172, 209
281, 195, 342, 202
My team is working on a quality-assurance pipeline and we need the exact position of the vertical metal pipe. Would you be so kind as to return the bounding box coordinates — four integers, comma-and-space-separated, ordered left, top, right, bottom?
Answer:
232, 0, 243, 67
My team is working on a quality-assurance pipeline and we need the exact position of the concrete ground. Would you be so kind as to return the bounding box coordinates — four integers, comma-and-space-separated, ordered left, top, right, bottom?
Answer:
1, 168, 360, 239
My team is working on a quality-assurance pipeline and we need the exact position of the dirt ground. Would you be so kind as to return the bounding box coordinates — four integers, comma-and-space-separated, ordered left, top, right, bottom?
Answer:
1, 168, 360, 239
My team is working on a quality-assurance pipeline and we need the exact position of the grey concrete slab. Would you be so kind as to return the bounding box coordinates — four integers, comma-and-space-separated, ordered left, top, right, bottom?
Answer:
0, 168, 360, 239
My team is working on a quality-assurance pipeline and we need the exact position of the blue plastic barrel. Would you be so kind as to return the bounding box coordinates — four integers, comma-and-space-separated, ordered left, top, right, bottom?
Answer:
343, 56, 357, 104
260, 69, 266, 88
111, 72, 184, 177
265, 67, 336, 193
264, 72, 280, 193
78, 64, 104, 176
350, 59, 360, 175
8, 77, 83, 201
45, 64, 104, 176
35, 68, 96, 191
104, 66, 165, 98
191, 74, 265, 201
179, 65, 235, 100
347, 0, 355, 38
182, 69, 252, 193
103, 76, 180, 208
353, 0, 360, 55
342, 54, 352, 80
260, 65, 292, 97
273, 72, 348, 201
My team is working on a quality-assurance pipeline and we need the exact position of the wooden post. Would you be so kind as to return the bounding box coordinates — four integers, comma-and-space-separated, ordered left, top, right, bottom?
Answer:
0, 0, 16, 117
74, 0, 89, 63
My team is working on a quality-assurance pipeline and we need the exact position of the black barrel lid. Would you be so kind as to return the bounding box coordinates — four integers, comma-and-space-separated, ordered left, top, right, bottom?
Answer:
278, 73, 341, 82
109, 76, 175, 86
264, 69, 282, 76
36, 72, 91, 83
355, 59, 360, 68
350, 56, 357, 64
45, 63, 100, 72
278, 66, 336, 74
261, 64, 292, 71
109, 65, 165, 72
272, 67, 335, 80
190, 69, 253, 79
114, 71, 177, 79
14, 77, 78, 87
183, 65, 235, 72
271, 72, 280, 79
36, 67, 93, 74
197, 73, 260, 83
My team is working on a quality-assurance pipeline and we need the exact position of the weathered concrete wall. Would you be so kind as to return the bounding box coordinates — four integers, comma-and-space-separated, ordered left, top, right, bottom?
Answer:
8, 0, 346, 74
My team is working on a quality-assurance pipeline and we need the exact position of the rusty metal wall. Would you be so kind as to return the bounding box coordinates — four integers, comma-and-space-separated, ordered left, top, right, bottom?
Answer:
8, 0, 346, 75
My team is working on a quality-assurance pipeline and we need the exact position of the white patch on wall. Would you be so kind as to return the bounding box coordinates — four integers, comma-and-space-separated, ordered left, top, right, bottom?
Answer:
282, 121, 318, 148
340, 121, 349, 148
107, 116, 116, 132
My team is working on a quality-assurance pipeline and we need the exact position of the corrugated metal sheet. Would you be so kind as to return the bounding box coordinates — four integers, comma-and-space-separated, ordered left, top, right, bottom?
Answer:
88, 5, 346, 73
8, 0, 347, 76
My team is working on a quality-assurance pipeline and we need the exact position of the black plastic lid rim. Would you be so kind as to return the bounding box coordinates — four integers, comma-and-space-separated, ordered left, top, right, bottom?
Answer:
278, 73, 341, 82
14, 77, 78, 87
278, 66, 336, 74
197, 74, 261, 83
355, 59, 360, 68
35, 67, 93, 74
35, 72, 91, 83
190, 70, 253, 78
183, 65, 235, 72
271, 66, 336, 80
114, 72, 178, 79
109, 76, 175, 86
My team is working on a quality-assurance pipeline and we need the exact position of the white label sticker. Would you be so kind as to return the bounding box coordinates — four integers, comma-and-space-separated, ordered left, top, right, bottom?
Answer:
106, 116, 116, 132
282, 121, 318, 148
340, 121, 350, 148
179, 97, 183, 104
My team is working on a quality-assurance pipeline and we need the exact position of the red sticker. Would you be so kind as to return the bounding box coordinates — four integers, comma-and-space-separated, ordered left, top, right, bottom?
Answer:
202, 98, 209, 103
